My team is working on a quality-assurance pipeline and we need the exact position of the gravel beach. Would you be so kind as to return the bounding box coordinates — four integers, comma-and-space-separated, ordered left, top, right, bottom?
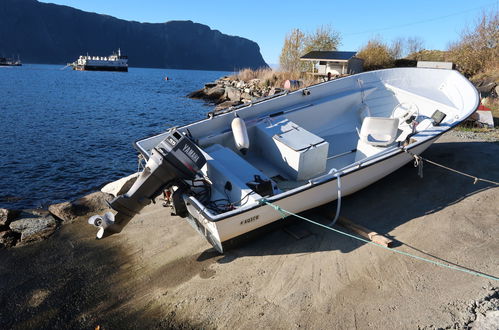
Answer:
0, 130, 497, 329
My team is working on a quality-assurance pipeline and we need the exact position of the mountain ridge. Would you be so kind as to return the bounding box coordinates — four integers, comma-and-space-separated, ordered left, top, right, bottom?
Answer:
0, 0, 268, 70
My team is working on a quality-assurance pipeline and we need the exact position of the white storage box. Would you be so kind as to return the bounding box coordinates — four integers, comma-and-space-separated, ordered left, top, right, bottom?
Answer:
256, 119, 329, 181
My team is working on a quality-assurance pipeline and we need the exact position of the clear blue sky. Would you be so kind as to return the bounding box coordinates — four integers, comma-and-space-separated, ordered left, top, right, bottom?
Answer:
39, 0, 498, 65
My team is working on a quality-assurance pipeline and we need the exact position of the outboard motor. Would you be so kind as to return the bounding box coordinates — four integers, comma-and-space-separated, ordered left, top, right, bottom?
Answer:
89, 129, 206, 239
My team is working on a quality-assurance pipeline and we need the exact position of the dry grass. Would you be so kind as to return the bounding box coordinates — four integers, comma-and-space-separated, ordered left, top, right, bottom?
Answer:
482, 97, 499, 127
231, 68, 320, 90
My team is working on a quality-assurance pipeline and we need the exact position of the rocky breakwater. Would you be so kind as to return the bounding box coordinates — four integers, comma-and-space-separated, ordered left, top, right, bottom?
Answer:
0, 192, 113, 248
187, 77, 286, 112
0, 173, 139, 249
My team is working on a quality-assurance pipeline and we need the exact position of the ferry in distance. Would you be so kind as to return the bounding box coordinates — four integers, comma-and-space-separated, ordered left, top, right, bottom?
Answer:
0, 56, 22, 66
69, 49, 128, 72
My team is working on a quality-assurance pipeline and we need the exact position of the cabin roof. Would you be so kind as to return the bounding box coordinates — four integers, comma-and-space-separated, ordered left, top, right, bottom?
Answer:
300, 51, 358, 61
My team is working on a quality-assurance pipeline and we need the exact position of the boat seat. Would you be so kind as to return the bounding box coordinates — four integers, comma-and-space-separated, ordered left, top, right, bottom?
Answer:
359, 117, 399, 147
355, 117, 400, 162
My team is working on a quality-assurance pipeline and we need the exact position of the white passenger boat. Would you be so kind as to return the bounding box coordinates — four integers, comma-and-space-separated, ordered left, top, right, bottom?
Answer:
89, 68, 479, 252
69, 49, 128, 72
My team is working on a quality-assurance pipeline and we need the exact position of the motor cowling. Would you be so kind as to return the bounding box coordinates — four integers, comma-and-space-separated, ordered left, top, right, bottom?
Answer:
90, 129, 206, 238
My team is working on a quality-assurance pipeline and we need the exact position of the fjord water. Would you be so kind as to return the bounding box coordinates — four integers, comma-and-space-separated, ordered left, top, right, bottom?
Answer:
0, 64, 229, 209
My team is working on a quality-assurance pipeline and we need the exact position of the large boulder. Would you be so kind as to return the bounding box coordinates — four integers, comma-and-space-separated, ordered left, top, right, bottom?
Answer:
474, 79, 497, 96
269, 87, 285, 96
241, 92, 253, 101
9, 211, 57, 245
204, 87, 226, 102
48, 191, 113, 223
186, 88, 207, 99
101, 173, 139, 197
470, 310, 499, 330
214, 100, 242, 112
226, 87, 241, 102
204, 82, 218, 89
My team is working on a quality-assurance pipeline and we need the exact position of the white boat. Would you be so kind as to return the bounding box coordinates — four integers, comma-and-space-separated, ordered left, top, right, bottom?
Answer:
69, 49, 128, 72
89, 68, 479, 252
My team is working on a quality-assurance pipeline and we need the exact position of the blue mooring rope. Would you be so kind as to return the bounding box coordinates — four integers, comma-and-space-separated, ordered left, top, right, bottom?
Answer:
259, 199, 499, 282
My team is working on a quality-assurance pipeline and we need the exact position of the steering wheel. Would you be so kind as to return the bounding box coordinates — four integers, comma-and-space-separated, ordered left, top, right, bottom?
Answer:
391, 102, 419, 126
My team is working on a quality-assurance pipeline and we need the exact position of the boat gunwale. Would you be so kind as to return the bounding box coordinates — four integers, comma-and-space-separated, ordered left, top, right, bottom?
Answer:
138, 68, 480, 223
184, 125, 456, 223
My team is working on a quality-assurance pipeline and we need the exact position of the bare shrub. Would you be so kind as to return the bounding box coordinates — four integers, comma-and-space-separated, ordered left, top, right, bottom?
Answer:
357, 38, 395, 71
406, 49, 448, 61
448, 11, 498, 77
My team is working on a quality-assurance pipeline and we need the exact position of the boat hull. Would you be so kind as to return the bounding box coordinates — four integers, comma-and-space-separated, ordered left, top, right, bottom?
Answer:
94, 67, 478, 251
0, 63, 22, 66
184, 137, 437, 253
72, 65, 128, 72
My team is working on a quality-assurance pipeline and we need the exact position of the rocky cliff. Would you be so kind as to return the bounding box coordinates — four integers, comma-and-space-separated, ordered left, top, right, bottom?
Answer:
0, 0, 268, 70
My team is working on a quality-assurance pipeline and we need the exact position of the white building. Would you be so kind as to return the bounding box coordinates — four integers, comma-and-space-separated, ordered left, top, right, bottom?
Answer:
300, 51, 364, 77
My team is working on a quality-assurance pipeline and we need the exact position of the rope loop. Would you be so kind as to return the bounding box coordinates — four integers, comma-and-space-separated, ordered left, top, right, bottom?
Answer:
404, 149, 498, 185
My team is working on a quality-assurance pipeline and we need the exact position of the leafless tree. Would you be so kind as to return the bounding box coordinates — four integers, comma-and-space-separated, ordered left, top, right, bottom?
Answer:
279, 28, 307, 72
448, 11, 498, 77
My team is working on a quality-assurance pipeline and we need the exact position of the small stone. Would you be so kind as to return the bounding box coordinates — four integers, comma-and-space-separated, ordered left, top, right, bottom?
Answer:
49, 191, 113, 223
0, 209, 8, 226
0, 230, 18, 248
249, 79, 261, 86
0, 208, 20, 227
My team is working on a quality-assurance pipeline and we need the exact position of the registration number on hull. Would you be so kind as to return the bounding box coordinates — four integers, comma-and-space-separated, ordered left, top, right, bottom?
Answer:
240, 215, 259, 225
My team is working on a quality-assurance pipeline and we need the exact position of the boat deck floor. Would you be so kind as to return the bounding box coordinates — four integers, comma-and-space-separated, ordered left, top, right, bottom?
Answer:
244, 130, 360, 192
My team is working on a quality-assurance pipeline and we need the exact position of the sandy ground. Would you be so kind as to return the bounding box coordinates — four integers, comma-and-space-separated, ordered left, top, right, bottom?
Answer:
0, 131, 498, 329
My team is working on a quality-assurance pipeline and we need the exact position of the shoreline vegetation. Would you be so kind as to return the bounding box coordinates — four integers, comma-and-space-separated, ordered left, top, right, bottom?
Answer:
187, 68, 324, 111
188, 11, 498, 118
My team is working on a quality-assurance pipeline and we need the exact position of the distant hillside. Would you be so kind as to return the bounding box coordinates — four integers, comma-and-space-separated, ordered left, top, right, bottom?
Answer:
0, 0, 268, 70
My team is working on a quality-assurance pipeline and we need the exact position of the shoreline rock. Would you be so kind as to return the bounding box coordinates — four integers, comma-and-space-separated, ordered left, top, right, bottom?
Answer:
9, 210, 57, 246
1, 209, 58, 248
187, 76, 286, 112
48, 191, 113, 224
0, 174, 135, 249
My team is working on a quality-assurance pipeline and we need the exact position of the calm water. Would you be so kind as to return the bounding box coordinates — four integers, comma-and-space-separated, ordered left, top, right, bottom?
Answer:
0, 64, 229, 209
